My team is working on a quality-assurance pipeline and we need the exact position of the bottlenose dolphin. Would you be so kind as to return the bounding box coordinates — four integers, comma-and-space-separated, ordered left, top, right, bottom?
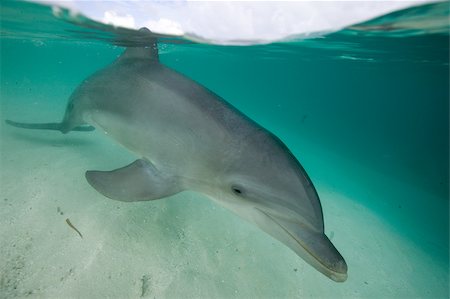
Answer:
6, 28, 347, 282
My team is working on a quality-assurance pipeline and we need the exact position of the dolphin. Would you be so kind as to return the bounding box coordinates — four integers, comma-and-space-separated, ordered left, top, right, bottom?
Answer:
6, 28, 347, 282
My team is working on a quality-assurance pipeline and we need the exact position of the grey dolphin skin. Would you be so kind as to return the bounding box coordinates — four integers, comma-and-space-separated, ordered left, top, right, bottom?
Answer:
6, 28, 347, 282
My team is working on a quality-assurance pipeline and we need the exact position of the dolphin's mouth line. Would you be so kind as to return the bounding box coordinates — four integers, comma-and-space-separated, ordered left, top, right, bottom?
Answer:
254, 207, 341, 276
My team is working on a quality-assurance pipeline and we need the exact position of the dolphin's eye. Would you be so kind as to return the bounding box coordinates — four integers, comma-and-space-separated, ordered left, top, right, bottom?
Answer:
231, 185, 244, 196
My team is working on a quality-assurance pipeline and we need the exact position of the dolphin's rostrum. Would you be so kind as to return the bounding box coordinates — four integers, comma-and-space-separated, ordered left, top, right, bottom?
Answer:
6, 28, 347, 282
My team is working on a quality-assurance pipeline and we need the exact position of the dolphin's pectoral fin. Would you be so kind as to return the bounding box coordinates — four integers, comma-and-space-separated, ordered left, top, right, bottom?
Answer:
85, 159, 181, 202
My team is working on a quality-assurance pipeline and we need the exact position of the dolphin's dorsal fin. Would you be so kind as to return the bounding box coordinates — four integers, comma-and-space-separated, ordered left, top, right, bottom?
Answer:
119, 27, 159, 62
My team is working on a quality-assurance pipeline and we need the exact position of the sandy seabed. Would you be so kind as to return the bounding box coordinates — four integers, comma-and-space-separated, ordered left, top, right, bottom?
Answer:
0, 89, 448, 299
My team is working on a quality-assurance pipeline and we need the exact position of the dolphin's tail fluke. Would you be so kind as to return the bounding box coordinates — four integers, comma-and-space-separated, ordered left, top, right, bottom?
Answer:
5, 120, 95, 133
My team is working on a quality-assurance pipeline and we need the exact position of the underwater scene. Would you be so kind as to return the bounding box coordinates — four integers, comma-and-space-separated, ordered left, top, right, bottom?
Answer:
0, 1, 449, 298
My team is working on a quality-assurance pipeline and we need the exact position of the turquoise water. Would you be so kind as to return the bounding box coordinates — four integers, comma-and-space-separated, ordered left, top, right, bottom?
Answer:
1, 1, 449, 298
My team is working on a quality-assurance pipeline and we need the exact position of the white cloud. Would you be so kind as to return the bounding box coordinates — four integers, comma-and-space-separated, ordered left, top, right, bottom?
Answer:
103, 10, 135, 28
143, 18, 184, 36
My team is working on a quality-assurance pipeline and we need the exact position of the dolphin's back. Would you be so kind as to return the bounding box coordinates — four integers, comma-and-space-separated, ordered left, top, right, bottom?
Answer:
83, 58, 251, 175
